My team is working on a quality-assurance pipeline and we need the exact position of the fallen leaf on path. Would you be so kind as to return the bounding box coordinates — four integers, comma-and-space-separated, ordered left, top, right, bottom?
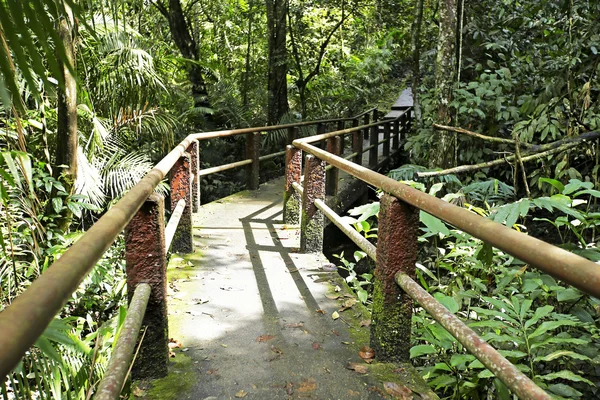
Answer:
360, 319, 372, 327
234, 390, 248, 398
334, 285, 342, 292
168, 338, 182, 349
348, 389, 360, 396
297, 378, 317, 393
359, 345, 375, 361
315, 309, 326, 314
331, 330, 340, 336
270, 345, 283, 354
326, 294, 340, 300
284, 322, 304, 328
331, 311, 340, 320
132, 387, 146, 397
383, 382, 412, 399
221, 343, 228, 348
312, 341, 321, 350
256, 335, 275, 343
285, 381, 294, 395
346, 362, 368, 374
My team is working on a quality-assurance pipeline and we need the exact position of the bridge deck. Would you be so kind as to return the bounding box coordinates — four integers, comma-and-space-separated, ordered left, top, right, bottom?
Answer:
139, 177, 432, 399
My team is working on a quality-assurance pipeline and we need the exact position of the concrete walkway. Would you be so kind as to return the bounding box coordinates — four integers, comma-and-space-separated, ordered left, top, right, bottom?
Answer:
136, 178, 433, 399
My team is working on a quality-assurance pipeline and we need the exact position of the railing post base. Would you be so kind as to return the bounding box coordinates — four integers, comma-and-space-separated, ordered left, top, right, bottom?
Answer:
370, 194, 418, 362
284, 145, 302, 225
125, 193, 169, 379
170, 153, 193, 253
300, 154, 325, 253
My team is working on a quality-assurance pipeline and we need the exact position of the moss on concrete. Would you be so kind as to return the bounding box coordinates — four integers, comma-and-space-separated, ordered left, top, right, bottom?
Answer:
167, 250, 203, 282
132, 353, 195, 400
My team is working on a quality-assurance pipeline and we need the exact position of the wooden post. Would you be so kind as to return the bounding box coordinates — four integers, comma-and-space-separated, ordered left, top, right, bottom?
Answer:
352, 118, 362, 165
363, 113, 370, 140
246, 132, 260, 190
284, 145, 302, 225
170, 153, 193, 253
187, 140, 200, 211
125, 194, 169, 379
316, 123, 326, 149
287, 126, 298, 145
383, 121, 391, 159
392, 119, 400, 150
300, 155, 325, 253
337, 120, 345, 151
370, 194, 419, 362
326, 136, 342, 196
369, 124, 378, 169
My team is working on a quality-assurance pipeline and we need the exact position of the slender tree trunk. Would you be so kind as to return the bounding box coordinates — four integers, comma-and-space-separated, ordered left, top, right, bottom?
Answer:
411, 0, 424, 126
266, 0, 289, 125
54, 10, 78, 232
429, 0, 457, 169
243, 0, 254, 107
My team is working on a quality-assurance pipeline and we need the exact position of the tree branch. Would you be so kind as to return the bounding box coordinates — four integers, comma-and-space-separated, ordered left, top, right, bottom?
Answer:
418, 130, 600, 178
433, 123, 534, 148
150, 0, 169, 18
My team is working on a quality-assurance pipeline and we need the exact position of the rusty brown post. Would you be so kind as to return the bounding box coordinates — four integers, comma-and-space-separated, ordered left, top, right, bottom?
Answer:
363, 113, 370, 139
246, 131, 260, 190
326, 136, 342, 196
284, 145, 302, 225
125, 194, 169, 379
188, 140, 200, 211
300, 154, 325, 253
170, 153, 193, 253
287, 126, 298, 145
370, 194, 419, 362
352, 118, 362, 165
383, 121, 391, 158
392, 119, 400, 150
369, 124, 378, 169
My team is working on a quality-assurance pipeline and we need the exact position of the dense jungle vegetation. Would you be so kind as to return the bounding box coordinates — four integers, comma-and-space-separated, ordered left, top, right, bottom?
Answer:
0, 0, 598, 398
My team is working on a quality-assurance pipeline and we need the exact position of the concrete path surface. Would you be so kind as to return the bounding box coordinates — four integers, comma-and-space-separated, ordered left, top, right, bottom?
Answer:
135, 177, 434, 400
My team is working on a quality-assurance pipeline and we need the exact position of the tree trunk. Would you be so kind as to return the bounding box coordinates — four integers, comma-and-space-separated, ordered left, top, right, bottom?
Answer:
54, 10, 77, 232
429, 0, 457, 169
411, 0, 424, 127
266, 0, 289, 125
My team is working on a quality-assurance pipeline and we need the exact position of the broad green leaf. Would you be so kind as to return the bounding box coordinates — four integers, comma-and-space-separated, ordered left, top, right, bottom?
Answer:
410, 344, 437, 358
524, 305, 553, 329
348, 202, 379, 221
450, 353, 475, 368
434, 292, 459, 313
547, 383, 583, 398
556, 288, 583, 302
538, 370, 595, 386
534, 350, 590, 362
528, 320, 579, 339
538, 178, 564, 193
52, 197, 63, 213
420, 211, 450, 236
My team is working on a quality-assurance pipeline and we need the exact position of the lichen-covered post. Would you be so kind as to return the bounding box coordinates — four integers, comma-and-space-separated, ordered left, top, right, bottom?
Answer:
383, 121, 391, 158
369, 123, 378, 169
284, 145, 302, 225
287, 126, 298, 145
300, 154, 325, 253
125, 194, 169, 379
170, 153, 193, 253
363, 113, 370, 140
326, 136, 342, 196
352, 118, 362, 165
187, 140, 200, 211
392, 120, 400, 150
370, 194, 419, 362
246, 131, 260, 190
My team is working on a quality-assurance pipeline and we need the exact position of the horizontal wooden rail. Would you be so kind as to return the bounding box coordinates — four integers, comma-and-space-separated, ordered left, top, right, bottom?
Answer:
198, 159, 253, 177
165, 199, 186, 251
292, 140, 600, 298
95, 283, 152, 400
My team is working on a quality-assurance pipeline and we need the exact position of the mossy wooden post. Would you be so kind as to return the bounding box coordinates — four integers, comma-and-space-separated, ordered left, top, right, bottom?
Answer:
284, 145, 302, 225
383, 121, 391, 158
300, 154, 325, 253
352, 118, 362, 165
326, 136, 341, 196
188, 140, 200, 211
371, 194, 419, 362
170, 153, 193, 253
369, 123, 378, 169
316, 123, 326, 149
363, 113, 370, 140
125, 194, 169, 379
246, 131, 260, 190
392, 120, 400, 150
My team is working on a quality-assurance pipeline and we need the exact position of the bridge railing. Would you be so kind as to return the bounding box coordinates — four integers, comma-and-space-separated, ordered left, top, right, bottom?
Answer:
288, 106, 599, 400
0, 106, 403, 398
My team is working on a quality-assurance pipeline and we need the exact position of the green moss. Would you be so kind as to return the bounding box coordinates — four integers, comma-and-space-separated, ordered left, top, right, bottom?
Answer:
167, 251, 203, 282
134, 353, 195, 400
